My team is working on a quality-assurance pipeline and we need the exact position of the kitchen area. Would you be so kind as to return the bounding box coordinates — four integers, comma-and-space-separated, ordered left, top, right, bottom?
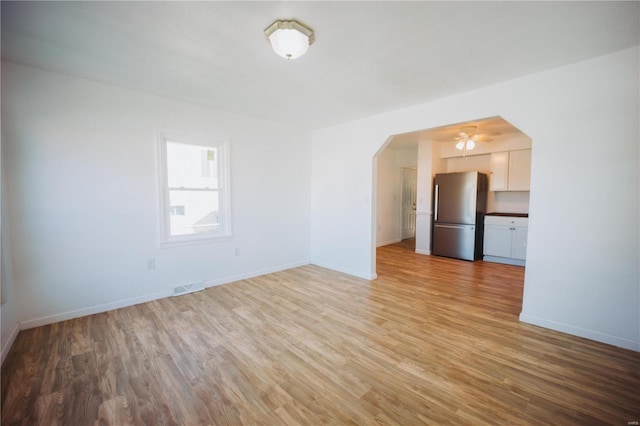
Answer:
376, 116, 531, 267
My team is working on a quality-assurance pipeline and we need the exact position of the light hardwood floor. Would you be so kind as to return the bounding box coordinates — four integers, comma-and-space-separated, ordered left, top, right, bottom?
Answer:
2, 240, 639, 425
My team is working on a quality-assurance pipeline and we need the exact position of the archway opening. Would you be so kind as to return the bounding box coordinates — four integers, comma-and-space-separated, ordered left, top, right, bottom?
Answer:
373, 116, 532, 312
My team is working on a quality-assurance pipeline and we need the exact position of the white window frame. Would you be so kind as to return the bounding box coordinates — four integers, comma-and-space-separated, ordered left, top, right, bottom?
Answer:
157, 130, 232, 247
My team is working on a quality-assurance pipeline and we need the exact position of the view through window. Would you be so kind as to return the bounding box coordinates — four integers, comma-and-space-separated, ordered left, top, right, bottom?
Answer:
158, 133, 231, 244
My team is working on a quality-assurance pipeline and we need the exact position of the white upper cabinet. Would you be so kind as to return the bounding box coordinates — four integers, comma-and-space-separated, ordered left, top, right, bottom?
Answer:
489, 151, 509, 191
490, 149, 531, 191
508, 149, 531, 191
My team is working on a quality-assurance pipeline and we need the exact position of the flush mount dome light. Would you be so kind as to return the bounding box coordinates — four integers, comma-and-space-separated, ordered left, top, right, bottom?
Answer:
264, 19, 314, 59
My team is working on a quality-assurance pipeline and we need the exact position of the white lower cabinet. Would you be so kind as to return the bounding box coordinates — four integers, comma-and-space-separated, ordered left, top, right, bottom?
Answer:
483, 216, 528, 266
511, 227, 528, 260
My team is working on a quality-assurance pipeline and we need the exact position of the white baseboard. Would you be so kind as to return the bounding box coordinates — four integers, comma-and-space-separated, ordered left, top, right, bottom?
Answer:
310, 261, 376, 281
415, 249, 431, 255
20, 261, 312, 330
1, 322, 21, 365
21, 289, 174, 330
519, 313, 639, 352
483, 255, 525, 267
376, 239, 401, 247
204, 260, 310, 288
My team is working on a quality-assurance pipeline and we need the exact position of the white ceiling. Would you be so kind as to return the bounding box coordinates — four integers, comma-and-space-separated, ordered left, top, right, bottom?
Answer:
2, 1, 638, 130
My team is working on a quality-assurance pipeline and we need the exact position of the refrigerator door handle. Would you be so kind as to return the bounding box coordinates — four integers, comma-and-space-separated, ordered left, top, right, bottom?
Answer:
434, 184, 439, 221
435, 224, 474, 230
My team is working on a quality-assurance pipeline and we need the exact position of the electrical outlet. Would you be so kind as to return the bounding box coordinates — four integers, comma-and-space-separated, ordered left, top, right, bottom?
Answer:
234, 247, 241, 256
146, 258, 156, 270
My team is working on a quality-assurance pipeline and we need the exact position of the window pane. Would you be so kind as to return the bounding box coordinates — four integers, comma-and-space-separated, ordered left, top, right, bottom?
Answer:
168, 189, 220, 236
167, 141, 218, 189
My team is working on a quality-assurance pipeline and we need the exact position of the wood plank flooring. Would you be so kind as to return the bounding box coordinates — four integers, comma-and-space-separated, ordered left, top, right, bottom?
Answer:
2, 240, 639, 425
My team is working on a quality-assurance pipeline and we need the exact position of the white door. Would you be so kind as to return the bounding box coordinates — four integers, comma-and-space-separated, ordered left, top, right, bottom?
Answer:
401, 168, 417, 240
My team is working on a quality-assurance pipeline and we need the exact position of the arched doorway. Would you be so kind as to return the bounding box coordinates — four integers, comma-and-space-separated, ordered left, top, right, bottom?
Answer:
373, 116, 532, 308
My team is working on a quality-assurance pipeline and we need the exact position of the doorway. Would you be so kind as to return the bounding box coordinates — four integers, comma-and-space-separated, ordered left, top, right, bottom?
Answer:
374, 140, 419, 249
373, 116, 531, 314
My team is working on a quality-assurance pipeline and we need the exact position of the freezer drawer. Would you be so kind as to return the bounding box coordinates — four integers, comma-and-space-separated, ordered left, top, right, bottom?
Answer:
433, 224, 477, 261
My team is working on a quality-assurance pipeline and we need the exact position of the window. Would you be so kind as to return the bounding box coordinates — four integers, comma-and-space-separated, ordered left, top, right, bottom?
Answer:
169, 205, 185, 216
158, 131, 231, 245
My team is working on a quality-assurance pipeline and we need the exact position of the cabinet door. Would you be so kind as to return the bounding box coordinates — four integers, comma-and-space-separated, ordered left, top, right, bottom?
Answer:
483, 225, 512, 257
512, 227, 528, 260
490, 152, 509, 191
508, 149, 531, 191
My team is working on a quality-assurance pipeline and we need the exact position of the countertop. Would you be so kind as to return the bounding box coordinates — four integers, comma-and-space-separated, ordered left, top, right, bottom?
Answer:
486, 212, 529, 218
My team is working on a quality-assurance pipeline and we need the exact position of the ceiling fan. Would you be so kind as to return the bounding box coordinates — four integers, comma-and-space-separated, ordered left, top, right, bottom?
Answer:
454, 126, 494, 157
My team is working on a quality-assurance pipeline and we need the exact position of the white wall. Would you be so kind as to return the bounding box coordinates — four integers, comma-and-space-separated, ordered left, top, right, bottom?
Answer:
2, 62, 311, 329
375, 148, 401, 246
310, 47, 639, 350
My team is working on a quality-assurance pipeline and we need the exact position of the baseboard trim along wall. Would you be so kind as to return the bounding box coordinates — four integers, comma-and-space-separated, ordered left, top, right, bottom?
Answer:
19, 260, 311, 331
519, 313, 639, 352
1, 322, 21, 365
310, 261, 376, 281
20, 289, 174, 330
203, 261, 310, 288
376, 239, 401, 248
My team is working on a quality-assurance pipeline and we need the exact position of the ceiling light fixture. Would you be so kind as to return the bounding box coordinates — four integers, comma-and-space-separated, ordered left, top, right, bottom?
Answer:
455, 139, 476, 151
264, 19, 314, 59
455, 126, 478, 157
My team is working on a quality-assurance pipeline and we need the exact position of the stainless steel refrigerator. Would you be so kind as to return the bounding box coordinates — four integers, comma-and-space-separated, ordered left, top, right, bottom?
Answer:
432, 171, 488, 261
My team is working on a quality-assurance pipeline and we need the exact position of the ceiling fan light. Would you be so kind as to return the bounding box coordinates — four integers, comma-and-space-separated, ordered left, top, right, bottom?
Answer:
455, 141, 465, 150
265, 19, 314, 59
466, 140, 475, 150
